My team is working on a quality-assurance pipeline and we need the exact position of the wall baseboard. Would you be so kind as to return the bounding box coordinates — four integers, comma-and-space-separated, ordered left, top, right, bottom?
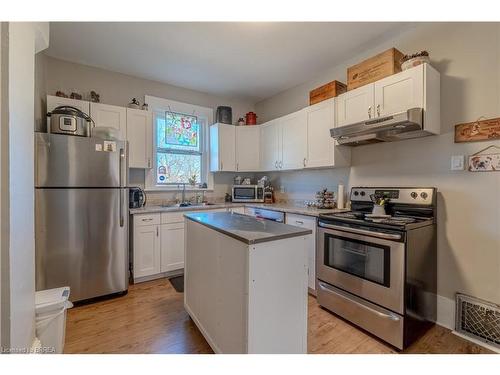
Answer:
436, 294, 455, 329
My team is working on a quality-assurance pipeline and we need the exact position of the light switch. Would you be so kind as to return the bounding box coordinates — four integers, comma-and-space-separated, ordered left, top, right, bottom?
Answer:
451, 155, 465, 171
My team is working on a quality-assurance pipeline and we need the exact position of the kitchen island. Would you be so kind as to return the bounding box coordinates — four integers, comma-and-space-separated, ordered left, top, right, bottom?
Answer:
183, 212, 312, 354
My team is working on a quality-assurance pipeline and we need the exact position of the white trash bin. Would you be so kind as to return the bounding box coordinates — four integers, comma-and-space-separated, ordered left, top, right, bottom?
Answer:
35, 287, 73, 354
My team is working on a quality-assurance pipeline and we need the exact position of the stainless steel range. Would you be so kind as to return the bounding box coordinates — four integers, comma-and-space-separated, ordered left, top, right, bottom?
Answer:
316, 187, 437, 350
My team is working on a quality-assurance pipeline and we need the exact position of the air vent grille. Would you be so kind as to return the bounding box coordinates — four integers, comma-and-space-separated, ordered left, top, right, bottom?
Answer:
456, 293, 500, 348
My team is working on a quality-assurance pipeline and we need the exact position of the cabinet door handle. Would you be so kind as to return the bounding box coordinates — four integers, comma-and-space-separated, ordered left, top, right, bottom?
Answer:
279, 161, 283, 169
275, 161, 278, 169
303, 158, 306, 167
368, 106, 372, 119
376, 104, 381, 117
295, 220, 304, 225
147, 158, 151, 168
142, 218, 153, 222
221, 161, 223, 170
156, 227, 159, 237
236, 163, 239, 171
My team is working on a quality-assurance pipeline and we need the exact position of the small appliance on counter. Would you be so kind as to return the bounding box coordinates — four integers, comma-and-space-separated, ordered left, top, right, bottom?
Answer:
232, 185, 264, 203
47, 106, 94, 137
129, 187, 146, 208
216, 106, 232, 124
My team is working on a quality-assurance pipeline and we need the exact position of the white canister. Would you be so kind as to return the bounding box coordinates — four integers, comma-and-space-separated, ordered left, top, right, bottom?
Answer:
337, 184, 345, 209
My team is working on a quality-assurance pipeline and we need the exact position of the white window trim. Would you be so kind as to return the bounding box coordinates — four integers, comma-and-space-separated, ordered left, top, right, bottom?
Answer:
145, 95, 214, 192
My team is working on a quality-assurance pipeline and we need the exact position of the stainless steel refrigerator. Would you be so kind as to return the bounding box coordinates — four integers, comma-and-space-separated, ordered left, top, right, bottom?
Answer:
35, 133, 129, 302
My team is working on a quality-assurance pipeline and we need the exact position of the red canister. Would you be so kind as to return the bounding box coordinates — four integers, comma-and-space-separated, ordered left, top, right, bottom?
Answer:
245, 112, 257, 125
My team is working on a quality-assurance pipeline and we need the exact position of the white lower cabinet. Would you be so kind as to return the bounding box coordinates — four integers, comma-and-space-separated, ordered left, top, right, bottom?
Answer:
230, 207, 245, 214
133, 223, 161, 279
285, 213, 317, 295
133, 208, 245, 282
161, 222, 185, 272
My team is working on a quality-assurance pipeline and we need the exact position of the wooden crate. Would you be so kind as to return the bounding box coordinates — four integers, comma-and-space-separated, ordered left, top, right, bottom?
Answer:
309, 80, 347, 105
347, 48, 404, 91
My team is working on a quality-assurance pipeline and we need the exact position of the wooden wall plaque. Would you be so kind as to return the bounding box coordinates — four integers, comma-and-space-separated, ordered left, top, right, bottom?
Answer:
455, 117, 500, 143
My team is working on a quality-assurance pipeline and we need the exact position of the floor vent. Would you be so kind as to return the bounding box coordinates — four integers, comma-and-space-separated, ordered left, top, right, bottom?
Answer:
456, 293, 500, 348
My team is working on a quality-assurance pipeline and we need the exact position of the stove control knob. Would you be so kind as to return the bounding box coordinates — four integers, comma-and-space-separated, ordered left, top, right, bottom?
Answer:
420, 192, 428, 200
354, 191, 359, 196
410, 192, 418, 199
360, 191, 366, 196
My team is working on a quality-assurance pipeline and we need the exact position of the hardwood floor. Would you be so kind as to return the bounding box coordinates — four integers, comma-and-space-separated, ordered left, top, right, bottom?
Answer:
64, 278, 493, 354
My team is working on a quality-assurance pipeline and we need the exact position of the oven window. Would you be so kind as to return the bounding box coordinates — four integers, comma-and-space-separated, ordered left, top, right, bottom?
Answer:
234, 188, 256, 199
324, 234, 390, 287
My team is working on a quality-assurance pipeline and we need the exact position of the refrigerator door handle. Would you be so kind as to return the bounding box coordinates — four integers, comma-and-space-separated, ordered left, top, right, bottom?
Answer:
119, 188, 124, 227
119, 147, 125, 227
119, 148, 125, 188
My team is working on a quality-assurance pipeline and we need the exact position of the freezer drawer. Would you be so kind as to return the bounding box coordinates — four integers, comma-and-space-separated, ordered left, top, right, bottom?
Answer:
317, 281, 404, 349
35, 188, 129, 302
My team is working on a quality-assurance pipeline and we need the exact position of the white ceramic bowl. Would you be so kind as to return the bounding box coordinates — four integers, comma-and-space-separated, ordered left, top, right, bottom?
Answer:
401, 56, 430, 71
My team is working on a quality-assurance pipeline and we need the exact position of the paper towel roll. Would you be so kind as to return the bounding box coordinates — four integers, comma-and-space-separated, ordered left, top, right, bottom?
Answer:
337, 184, 345, 209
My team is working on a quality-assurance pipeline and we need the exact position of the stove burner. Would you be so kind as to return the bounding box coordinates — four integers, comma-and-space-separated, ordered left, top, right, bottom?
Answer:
333, 212, 365, 219
366, 216, 417, 225
325, 211, 420, 227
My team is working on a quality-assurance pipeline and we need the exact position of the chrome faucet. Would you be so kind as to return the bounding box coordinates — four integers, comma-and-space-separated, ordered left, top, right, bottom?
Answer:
178, 183, 189, 207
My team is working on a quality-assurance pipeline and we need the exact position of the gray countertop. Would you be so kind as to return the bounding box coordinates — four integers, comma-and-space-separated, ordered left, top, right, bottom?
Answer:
244, 203, 348, 217
130, 202, 347, 217
129, 202, 243, 215
184, 212, 312, 245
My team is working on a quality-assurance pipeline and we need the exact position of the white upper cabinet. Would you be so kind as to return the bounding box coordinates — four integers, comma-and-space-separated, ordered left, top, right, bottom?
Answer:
235, 126, 260, 172
336, 64, 440, 133
90, 102, 127, 140
260, 119, 281, 171
281, 109, 307, 170
210, 123, 236, 172
374, 63, 424, 117
305, 98, 351, 169
336, 84, 375, 127
126, 108, 152, 169
47, 95, 90, 116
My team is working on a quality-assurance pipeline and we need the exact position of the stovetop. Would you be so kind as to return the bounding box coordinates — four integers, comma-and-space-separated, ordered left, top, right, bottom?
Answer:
319, 187, 437, 231
319, 210, 435, 231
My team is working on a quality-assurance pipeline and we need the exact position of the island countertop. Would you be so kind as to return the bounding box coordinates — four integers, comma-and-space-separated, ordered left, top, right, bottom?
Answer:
184, 211, 312, 245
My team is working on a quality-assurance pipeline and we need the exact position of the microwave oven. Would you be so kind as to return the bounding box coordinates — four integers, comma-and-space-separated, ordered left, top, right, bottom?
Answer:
231, 185, 264, 203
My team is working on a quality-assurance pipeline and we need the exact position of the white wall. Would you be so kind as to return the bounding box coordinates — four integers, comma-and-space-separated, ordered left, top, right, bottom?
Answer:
255, 22, 500, 307
1, 22, 48, 352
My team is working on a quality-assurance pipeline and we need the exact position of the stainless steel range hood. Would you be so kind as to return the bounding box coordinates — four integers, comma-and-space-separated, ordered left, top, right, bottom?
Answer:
330, 108, 430, 146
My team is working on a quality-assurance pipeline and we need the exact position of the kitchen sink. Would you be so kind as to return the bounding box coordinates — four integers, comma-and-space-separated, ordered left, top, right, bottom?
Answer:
160, 202, 216, 208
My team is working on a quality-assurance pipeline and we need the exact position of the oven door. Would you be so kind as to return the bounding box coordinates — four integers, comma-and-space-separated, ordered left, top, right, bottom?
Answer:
317, 223, 405, 314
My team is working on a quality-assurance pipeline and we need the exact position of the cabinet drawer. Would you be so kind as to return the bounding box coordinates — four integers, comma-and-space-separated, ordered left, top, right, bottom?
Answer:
161, 211, 187, 224
135, 213, 160, 226
285, 213, 316, 230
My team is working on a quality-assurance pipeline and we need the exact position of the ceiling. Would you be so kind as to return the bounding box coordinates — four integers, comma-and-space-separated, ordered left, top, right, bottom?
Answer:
45, 22, 412, 102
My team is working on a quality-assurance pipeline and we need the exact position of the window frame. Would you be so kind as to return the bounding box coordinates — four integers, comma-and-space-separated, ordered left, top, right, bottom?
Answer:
144, 96, 214, 192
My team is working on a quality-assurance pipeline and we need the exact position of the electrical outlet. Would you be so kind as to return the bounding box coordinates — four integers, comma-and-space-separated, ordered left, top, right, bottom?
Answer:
451, 155, 465, 171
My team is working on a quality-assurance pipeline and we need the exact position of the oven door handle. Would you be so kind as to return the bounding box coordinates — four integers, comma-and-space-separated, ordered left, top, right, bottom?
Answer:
318, 282, 401, 321
318, 222, 402, 240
